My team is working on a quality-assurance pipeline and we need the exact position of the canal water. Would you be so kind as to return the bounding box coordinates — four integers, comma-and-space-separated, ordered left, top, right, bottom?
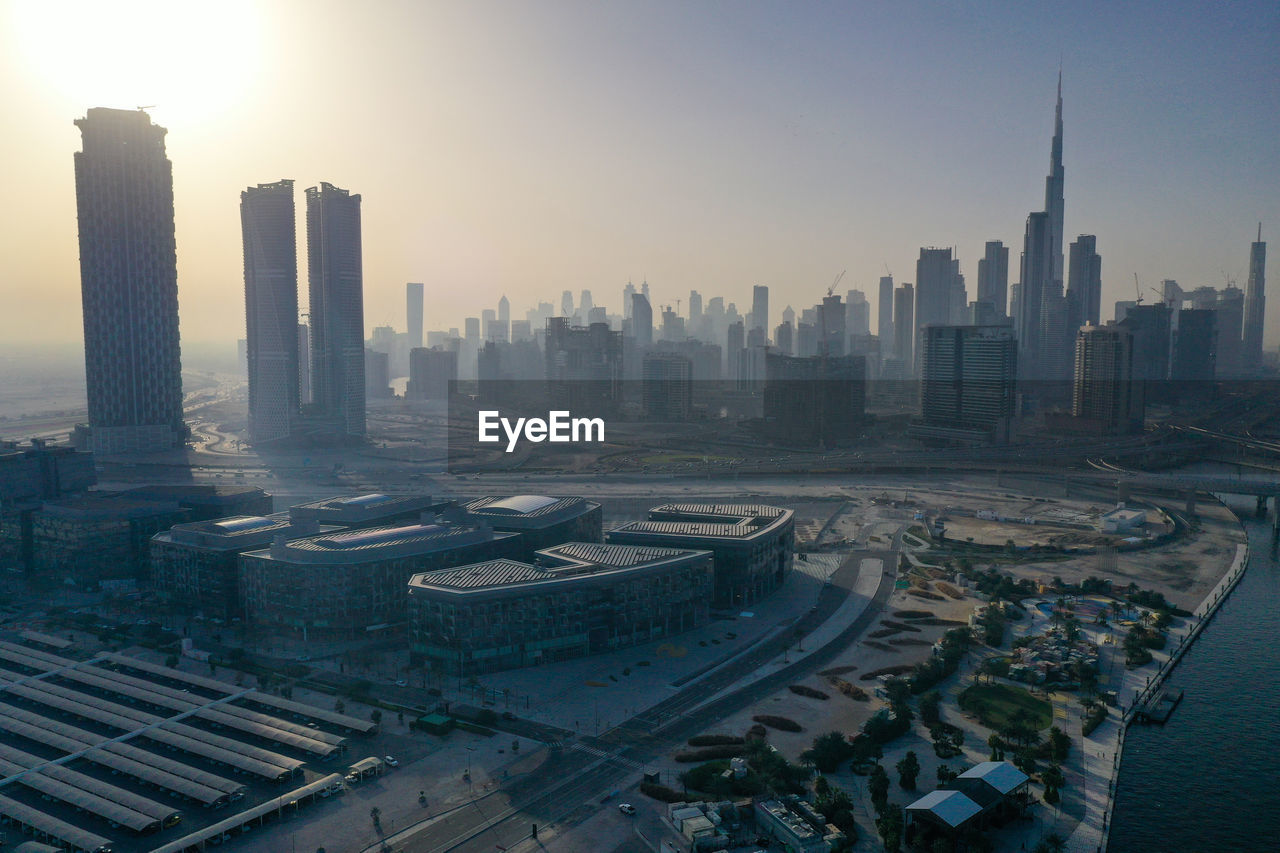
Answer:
1108, 499, 1280, 851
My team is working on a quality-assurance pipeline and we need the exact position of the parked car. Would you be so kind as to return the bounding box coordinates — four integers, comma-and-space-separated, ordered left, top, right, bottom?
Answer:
618, 803, 636, 815
395, 679, 408, 687
385, 755, 399, 767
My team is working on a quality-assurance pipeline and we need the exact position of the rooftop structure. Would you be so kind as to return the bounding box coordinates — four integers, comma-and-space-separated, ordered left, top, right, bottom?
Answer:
288, 492, 449, 528
462, 495, 602, 556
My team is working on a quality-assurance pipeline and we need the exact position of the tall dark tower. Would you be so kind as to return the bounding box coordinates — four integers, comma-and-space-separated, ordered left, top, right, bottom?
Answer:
1243, 224, 1267, 371
74, 108, 185, 454
407, 282, 424, 350
1045, 71, 1066, 292
306, 182, 365, 438
242, 180, 299, 444
976, 241, 1009, 320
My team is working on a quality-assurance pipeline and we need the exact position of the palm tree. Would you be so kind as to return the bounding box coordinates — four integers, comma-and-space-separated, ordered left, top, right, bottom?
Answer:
1045, 832, 1067, 853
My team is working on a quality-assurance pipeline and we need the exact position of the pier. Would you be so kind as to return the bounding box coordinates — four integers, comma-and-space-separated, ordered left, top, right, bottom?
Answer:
1134, 686, 1183, 724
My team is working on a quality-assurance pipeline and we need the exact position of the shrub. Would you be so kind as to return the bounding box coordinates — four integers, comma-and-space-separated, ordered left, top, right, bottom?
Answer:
789, 684, 830, 700
639, 782, 684, 802
674, 744, 746, 762
752, 715, 802, 733
688, 734, 744, 747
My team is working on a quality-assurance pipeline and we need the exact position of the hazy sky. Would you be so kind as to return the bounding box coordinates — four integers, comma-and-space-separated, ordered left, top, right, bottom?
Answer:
2, 0, 1278, 353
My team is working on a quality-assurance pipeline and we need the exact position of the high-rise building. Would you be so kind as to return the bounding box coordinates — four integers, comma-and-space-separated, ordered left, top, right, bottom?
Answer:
976, 241, 1009, 320
1017, 211, 1052, 378
73, 108, 185, 454
893, 283, 915, 374
631, 293, 653, 348
298, 323, 312, 404
544, 318, 622, 415
1118, 304, 1172, 382
878, 275, 895, 354
688, 290, 703, 323
726, 320, 745, 378
1072, 325, 1143, 434
774, 321, 794, 356
847, 290, 870, 337
497, 295, 510, 343
407, 347, 457, 400
642, 353, 693, 421
1171, 308, 1217, 383
750, 285, 769, 335
306, 182, 365, 438
561, 290, 574, 317
915, 248, 955, 338
763, 353, 866, 448
818, 294, 846, 357
1066, 235, 1102, 330
1243, 225, 1267, 371
241, 179, 299, 444
911, 324, 1018, 444
407, 282, 424, 349
1215, 287, 1245, 376
622, 282, 636, 319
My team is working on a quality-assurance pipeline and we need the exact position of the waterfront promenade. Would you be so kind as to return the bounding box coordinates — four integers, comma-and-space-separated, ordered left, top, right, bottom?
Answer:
1066, 542, 1249, 853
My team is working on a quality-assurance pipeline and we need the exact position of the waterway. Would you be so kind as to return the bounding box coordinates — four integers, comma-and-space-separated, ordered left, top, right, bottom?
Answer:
1108, 495, 1280, 851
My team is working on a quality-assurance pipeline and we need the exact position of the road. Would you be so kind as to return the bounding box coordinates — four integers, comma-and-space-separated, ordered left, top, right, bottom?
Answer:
375, 549, 896, 853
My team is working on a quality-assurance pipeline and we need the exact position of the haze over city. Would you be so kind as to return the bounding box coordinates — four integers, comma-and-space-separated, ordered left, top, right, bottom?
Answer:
2, 0, 1278, 355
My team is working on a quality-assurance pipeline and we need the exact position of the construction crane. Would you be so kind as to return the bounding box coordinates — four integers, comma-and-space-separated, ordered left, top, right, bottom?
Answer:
1133, 273, 1143, 306
828, 269, 846, 297
883, 262, 893, 278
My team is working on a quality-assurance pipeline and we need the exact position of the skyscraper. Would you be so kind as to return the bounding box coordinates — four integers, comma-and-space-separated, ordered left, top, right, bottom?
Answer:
751, 285, 769, 336
1017, 211, 1052, 378
306, 182, 365, 438
878, 275, 895, 354
241, 179, 299, 444
818, 294, 846, 357
976, 241, 1009, 320
74, 108, 185, 454
1243, 224, 1267, 371
894, 283, 915, 374
1066, 235, 1102, 330
632, 293, 653, 348
407, 282, 424, 350
1045, 72, 1066, 293
497, 295, 510, 343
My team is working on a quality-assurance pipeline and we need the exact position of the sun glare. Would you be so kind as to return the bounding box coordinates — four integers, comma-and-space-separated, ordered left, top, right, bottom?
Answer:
9, 0, 261, 123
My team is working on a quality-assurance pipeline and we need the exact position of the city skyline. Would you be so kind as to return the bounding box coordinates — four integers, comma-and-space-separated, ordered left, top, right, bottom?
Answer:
2, 1, 1278, 353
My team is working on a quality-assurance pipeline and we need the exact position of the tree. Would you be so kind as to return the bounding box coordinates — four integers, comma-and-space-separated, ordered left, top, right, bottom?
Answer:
1045, 833, 1067, 853
868, 763, 890, 814
371, 709, 383, 725
335, 699, 346, 714
919, 691, 941, 725
895, 751, 920, 791
1048, 726, 1070, 762
936, 764, 958, 785
801, 731, 854, 773
875, 804, 904, 852
813, 775, 831, 798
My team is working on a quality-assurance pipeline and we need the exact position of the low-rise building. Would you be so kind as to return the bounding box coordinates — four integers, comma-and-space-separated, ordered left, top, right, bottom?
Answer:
30, 495, 190, 588
754, 798, 832, 852
240, 519, 520, 641
1098, 504, 1147, 534
461, 495, 602, 557
606, 503, 795, 608
407, 542, 713, 675
151, 514, 338, 620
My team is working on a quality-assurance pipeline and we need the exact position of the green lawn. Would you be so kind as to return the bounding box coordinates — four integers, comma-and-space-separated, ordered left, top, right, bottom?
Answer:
958, 682, 1053, 731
